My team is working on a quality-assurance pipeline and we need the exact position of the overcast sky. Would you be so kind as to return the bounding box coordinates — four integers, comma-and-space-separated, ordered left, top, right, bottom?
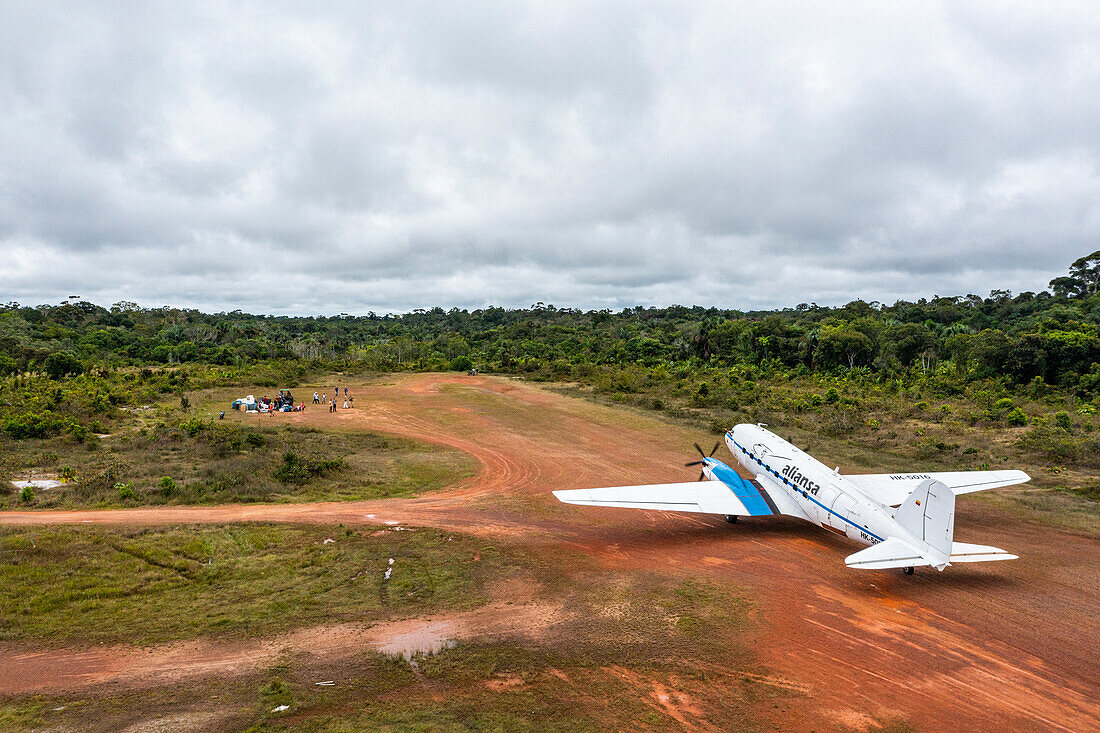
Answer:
1, 2, 1098, 315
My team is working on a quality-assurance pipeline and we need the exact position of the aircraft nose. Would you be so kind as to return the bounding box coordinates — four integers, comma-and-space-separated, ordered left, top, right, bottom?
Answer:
726, 425, 744, 451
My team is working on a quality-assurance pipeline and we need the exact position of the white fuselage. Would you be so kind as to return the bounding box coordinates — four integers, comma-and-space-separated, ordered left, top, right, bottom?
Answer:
725, 424, 895, 547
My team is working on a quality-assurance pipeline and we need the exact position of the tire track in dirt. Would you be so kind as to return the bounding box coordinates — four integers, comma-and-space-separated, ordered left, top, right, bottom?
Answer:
1, 374, 1098, 732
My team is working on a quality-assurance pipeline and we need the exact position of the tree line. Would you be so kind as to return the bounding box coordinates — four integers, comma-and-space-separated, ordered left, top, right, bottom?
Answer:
3, 252, 1100, 396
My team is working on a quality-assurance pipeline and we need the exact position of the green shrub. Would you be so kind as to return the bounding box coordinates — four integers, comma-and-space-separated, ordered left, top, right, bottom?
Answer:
180, 417, 206, 437
448, 355, 473, 372
808, 393, 824, 407
42, 351, 83, 379
158, 476, 177, 497
116, 482, 136, 501
1016, 423, 1100, 466
823, 387, 840, 404
68, 423, 89, 443
274, 451, 344, 484
3, 413, 45, 439
1067, 483, 1100, 502
19, 486, 34, 503
89, 393, 111, 413
1053, 411, 1073, 431
994, 397, 1014, 411
2, 411, 75, 439
1006, 407, 1028, 426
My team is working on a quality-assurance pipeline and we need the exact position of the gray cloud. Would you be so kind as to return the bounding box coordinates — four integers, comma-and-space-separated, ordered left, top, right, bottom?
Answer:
1, 1, 1098, 314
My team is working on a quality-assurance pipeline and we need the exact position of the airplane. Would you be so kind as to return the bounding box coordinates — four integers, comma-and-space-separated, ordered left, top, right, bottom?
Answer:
554, 423, 1028, 574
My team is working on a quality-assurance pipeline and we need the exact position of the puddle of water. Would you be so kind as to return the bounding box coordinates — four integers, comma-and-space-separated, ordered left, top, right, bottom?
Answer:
12, 480, 63, 491
376, 621, 455, 660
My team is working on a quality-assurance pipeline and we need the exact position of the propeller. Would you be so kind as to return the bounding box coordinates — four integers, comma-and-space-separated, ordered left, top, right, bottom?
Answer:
682, 440, 717, 468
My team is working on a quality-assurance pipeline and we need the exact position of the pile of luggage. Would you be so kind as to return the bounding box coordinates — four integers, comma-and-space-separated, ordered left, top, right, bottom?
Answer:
231, 389, 303, 413
231, 394, 258, 411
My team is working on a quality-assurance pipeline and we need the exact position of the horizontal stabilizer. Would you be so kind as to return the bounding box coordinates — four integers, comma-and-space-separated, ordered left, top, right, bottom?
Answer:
846, 470, 1031, 508
846, 538, 1018, 570
553, 480, 775, 517
845, 537, 929, 570
949, 542, 1018, 564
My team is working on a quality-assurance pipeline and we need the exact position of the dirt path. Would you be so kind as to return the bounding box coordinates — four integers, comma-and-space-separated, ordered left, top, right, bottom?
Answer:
2, 374, 1098, 731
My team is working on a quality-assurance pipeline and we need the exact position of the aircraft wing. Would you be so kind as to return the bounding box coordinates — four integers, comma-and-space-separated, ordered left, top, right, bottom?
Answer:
553, 480, 778, 517
845, 470, 1031, 508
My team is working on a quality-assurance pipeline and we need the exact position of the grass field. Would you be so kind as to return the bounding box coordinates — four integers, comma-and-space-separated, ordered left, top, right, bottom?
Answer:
1, 422, 476, 510
0, 524, 505, 645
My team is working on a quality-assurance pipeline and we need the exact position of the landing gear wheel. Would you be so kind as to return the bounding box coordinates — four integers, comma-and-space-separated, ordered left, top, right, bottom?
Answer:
903, 566, 915, 575
723, 515, 739, 524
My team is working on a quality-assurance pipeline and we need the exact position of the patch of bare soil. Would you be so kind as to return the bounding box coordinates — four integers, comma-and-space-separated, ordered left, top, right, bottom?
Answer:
0, 600, 563, 696
2, 373, 1098, 731
604, 665, 715, 731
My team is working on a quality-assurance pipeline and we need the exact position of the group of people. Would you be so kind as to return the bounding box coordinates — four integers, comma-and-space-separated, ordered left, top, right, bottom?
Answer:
312, 385, 353, 413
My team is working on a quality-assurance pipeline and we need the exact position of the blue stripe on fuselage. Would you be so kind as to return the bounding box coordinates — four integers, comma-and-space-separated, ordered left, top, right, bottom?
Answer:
708, 459, 775, 516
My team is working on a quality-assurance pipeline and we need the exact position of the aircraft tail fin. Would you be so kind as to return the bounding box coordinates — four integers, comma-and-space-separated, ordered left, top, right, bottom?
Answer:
894, 478, 954, 563
847, 481, 1017, 571
846, 479, 956, 570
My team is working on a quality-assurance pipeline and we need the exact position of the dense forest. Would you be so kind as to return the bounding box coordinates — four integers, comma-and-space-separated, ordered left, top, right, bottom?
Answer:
5, 253, 1100, 388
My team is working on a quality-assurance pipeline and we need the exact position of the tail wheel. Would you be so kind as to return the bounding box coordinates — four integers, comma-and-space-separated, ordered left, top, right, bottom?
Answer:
903, 566, 915, 575
724, 515, 739, 524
